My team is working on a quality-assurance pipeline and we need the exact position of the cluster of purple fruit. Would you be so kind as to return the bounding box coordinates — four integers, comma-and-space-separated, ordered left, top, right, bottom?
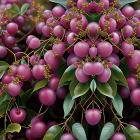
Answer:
1, 0, 140, 139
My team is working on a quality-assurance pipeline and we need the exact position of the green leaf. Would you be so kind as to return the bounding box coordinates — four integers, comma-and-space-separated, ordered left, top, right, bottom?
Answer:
68, 119, 75, 131
72, 123, 87, 140
2, 26, 6, 30
112, 93, 123, 117
131, 133, 140, 140
3, 94, 11, 102
0, 129, 5, 138
7, 4, 20, 17
49, 0, 67, 7
43, 125, 63, 140
108, 75, 117, 98
69, 75, 79, 98
132, 106, 139, 117
33, 79, 48, 92
96, 90, 106, 101
63, 93, 74, 118
94, 77, 114, 99
59, 65, 76, 88
112, 118, 119, 130
81, 91, 90, 101
6, 123, 21, 133
84, 14, 102, 23
99, 122, 115, 140
122, 125, 140, 140
0, 69, 5, 79
15, 95, 26, 108
58, 81, 71, 87
119, 0, 137, 8
110, 65, 128, 88
92, 14, 102, 23
21, 3, 30, 15
119, 57, 131, 77
72, 78, 91, 99
0, 93, 7, 104
21, 88, 33, 104
90, 79, 96, 92
55, 58, 67, 77
48, 106, 54, 117
21, 60, 27, 64
125, 125, 139, 135
0, 61, 9, 79
25, 108, 37, 125
0, 100, 9, 115
19, 89, 24, 97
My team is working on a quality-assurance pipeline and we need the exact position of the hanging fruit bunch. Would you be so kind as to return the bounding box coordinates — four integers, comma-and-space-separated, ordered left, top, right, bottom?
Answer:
0, 0, 140, 139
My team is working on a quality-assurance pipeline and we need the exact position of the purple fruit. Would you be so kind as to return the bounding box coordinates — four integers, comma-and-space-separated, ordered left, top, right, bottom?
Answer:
104, 53, 120, 67
10, 107, 26, 123
6, 22, 18, 35
39, 87, 56, 106
87, 22, 99, 36
60, 133, 77, 140
7, 82, 21, 96
31, 121, 47, 138
49, 76, 61, 90
26, 35, 36, 46
54, 25, 64, 38
75, 68, 89, 83
85, 109, 101, 125
97, 68, 111, 83
0, 45, 7, 58
17, 64, 31, 81
30, 54, 39, 66
126, 76, 137, 90
99, 14, 116, 34
2, 74, 15, 84
122, 6, 135, 18
97, 41, 112, 57
25, 128, 36, 140
29, 38, 40, 49
56, 87, 66, 99
70, 14, 88, 34
36, 22, 45, 34
130, 87, 140, 105
32, 65, 46, 80
110, 132, 126, 140
67, 53, 83, 67
92, 62, 104, 75
52, 41, 66, 57
74, 41, 89, 57
44, 50, 61, 72
83, 62, 94, 75
52, 6, 65, 18
120, 86, 130, 99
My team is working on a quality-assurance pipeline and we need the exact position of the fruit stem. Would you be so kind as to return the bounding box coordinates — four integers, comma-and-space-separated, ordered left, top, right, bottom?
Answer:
6, 47, 16, 62
39, 104, 43, 114
35, 106, 49, 121
13, 98, 20, 113
6, 112, 12, 124
16, 25, 36, 44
